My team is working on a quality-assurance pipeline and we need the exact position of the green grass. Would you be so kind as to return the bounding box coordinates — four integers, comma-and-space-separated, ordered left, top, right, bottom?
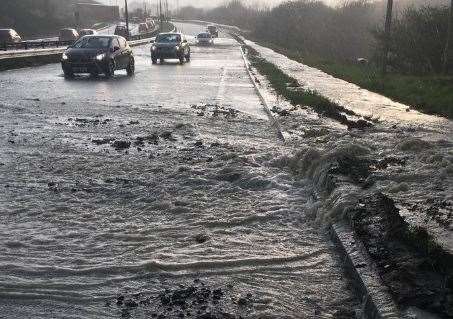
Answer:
246, 45, 371, 129
257, 43, 453, 119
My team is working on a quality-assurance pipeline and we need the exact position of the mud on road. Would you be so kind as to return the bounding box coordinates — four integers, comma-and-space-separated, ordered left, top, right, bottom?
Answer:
0, 24, 361, 318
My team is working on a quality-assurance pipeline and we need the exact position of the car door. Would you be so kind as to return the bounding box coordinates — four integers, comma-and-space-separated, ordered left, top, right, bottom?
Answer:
111, 38, 122, 68
119, 37, 130, 67
182, 36, 188, 55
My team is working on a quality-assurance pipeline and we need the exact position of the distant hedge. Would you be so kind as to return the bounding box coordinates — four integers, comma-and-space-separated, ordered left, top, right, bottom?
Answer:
0, 0, 97, 38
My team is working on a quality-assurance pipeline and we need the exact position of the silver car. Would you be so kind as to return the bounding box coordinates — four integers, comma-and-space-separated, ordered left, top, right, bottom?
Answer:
0, 29, 22, 44
59, 28, 79, 42
196, 32, 213, 45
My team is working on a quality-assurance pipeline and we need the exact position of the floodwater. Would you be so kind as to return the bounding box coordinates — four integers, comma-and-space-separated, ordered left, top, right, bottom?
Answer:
247, 40, 453, 253
0, 23, 360, 318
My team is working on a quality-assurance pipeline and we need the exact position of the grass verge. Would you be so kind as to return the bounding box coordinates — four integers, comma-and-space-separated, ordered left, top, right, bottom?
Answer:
252, 40, 453, 119
244, 44, 372, 129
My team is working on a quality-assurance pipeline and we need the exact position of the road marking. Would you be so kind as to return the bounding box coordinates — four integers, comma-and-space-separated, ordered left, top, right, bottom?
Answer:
239, 46, 285, 141
215, 67, 228, 108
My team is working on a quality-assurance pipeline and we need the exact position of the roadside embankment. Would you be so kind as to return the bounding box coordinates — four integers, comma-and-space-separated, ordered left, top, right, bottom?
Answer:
237, 30, 453, 318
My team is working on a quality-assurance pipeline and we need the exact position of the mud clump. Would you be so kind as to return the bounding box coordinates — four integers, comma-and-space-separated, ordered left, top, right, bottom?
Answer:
160, 131, 176, 141
92, 138, 115, 146
113, 280, 255, 319
329, 153, 371, 184
408, 199, 453, 230
112, 140, 131, 150
346, 192, 453, 317
194, 233, 210, 244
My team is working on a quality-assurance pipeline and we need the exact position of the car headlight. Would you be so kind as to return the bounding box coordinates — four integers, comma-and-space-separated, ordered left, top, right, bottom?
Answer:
175, 45, 180, 51
151, 46, 156, 51
62, 53, 68, 60
95, 53, 106, 61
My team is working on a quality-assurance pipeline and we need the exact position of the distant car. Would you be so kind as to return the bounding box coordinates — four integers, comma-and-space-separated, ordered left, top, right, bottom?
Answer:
207, 25, 219, 38
196, 32, 213, 45
151, 32, 191, 64
114, 25, 130, 39
61, 35, 135, 78
138, 23, 149, 34
59, 28, 79, 42
0, 29, 22, 44
79, 29, 97, 37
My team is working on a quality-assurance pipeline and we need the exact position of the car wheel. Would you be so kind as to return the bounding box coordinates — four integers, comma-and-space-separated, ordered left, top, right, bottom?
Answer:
126, 57, 135, 76
105, 60, 115, 78
90, 71, 99, 78
152, 57, 157, 64
179, 56, 185, 64
63, 68, 74, 79
185, 51, 191, 62
160, 58, 165, 64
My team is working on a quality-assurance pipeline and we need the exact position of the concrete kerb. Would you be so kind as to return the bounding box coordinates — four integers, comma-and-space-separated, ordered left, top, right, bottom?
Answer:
331, 222, 405, 319
238, 42, 285, 141
179, 18, 410, 317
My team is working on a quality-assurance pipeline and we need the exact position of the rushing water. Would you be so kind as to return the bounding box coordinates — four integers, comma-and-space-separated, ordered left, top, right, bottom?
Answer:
0, 24, 360, 318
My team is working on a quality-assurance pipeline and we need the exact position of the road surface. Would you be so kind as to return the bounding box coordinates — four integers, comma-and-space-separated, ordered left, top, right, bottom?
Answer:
0, 23, 360, 318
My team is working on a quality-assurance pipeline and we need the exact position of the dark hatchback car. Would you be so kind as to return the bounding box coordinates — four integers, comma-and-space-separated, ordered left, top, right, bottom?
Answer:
61, 35, 134, 78
151, 32, 190, 64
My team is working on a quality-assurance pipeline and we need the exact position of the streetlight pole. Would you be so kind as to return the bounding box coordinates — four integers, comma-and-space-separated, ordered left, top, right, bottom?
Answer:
382, 0, 393, 75
443, 0, 453, 74
124, 0, 130, 40
159, 0, 163, 30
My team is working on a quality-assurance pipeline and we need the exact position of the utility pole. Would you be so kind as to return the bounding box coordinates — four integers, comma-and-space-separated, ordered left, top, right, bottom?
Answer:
443, 0, 453, 74
159, 0, 163, 30
124, 0, 130, 40
382, 0, 393, 75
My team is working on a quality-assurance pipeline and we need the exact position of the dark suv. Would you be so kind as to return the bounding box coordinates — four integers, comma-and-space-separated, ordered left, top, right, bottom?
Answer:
61, 35, 134, 78
151, 32, 190, 64
114, 25, 131, 39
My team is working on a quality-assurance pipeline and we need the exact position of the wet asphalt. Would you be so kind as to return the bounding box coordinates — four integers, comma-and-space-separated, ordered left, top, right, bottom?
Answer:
0, 23, 361, 318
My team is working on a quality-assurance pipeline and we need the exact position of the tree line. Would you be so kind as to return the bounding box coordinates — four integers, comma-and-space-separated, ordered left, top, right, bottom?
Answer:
0, 0, 97, 38
177, 0, 453, 75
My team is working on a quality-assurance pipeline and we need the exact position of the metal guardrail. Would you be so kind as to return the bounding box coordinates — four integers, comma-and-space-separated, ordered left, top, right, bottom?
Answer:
1, 40, 74, 51
0, 25, 167, 52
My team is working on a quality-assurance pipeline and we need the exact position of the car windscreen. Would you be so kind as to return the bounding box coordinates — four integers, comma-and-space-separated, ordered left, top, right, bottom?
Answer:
72, 37, 111, 49
0, 30, 11, 40
156, 34, 181, 43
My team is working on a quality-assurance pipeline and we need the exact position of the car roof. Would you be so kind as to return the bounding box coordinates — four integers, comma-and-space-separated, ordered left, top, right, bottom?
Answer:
81, 35, 116, 38
158, 32, 182, 36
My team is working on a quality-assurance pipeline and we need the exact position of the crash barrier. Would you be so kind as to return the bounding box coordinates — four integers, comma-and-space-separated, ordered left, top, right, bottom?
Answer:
0, 24, 164, 52
1, 40, 74, 51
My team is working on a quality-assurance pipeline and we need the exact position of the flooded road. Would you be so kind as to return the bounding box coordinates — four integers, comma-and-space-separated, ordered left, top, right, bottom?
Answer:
0, 23, 360, 318
247, 40, 453, 253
